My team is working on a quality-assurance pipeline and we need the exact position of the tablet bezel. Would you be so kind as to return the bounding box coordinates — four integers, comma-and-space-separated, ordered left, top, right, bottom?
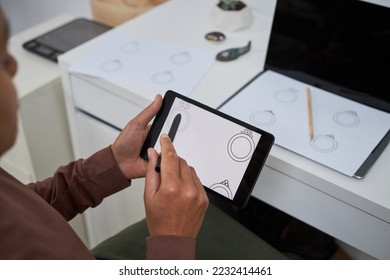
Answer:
141, 90, 274, 208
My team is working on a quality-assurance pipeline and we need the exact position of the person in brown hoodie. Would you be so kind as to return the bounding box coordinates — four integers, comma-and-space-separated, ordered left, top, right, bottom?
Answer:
0, 6, 208, 260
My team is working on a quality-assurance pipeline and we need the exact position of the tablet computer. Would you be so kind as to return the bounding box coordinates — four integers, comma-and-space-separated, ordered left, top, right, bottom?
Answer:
141, 90, 274, 208
23, 18, 110, 62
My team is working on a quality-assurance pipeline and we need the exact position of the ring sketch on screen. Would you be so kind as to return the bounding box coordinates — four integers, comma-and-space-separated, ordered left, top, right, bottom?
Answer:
141, 91, 275, 207
167, 102, 191, 133
153, 95, 262, 201
227, 130, 256, 162
210, 179, 233, 199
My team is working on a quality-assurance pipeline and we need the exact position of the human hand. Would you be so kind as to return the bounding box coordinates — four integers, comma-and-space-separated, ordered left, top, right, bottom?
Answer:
144, 135, 209, 239
111, 94, 163, 180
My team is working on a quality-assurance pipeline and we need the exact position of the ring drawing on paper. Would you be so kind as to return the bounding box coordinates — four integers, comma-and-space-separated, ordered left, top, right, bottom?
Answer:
274, 88, 298, 103
120, 41, 139, 54
250, 110, 276, 126
310, 134, 338, 153
333, 110, 360, 127
151, 71, 175, 84
170, 52, 192, 64
100, 59, 122, 72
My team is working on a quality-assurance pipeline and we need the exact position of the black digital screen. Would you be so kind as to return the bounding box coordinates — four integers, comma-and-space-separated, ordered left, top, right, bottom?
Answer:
265, 0, 390, 113
35, 18, 110, 52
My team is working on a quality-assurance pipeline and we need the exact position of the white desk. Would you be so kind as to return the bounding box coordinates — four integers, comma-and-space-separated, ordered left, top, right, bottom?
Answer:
59, 0, 390, 258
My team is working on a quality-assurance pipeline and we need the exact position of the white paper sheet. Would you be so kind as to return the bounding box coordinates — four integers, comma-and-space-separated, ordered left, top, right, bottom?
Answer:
69, 32, 215, 96
219, 70, 390, 177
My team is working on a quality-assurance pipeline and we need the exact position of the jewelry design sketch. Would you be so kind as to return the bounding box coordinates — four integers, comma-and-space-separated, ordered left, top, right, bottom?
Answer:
100, 59, 122, 72
250, 110, 276, 126
310, 134, 338, 153
120, 41, 139, 54
168, 102, 191, 133
227, 129, 256, 162
170, 52, 192, 64
333, 111, 360, 127
210, 180, 233, 199
274, 88, 298, 103
151, 71, 174, 84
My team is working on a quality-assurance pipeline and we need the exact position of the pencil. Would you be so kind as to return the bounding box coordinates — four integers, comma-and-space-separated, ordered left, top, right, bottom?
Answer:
306, 87, 314, 140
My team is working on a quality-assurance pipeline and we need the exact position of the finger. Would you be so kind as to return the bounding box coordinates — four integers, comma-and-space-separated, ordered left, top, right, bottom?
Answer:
146, 124, 152, 134
190, 166, 203, 189
178, 157, 193, 187
160, 134, 180, 181
133, 94, 163, 128
189, 167, 209, 209
192, 167, 208, 197
144, 148, 161, 201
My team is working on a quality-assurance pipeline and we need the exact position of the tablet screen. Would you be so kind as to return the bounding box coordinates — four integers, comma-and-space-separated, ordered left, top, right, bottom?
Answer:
141, 91, 274, 208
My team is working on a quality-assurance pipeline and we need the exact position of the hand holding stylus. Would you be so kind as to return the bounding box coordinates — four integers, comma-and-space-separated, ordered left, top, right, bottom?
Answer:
144, 134, 208, 239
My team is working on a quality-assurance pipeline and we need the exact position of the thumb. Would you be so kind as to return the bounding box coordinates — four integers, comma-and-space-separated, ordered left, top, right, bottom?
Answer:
133, 94, 163, 129
144, 148, 160, 201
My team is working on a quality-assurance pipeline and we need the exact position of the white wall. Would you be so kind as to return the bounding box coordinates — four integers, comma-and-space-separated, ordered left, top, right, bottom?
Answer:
0, 0, 92, 35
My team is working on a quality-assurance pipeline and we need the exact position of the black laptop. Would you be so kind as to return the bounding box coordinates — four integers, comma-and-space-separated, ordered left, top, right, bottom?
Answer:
264, 0, 390, 178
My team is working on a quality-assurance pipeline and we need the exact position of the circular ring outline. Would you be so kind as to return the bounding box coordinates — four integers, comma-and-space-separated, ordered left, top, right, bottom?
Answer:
310, 135, 338, 153
100, 59, 122, 72
227, 132, 255, 162
120, 41, 139, 54
210, 183, 233, 199
250, 110, 276, 126
151, 71, 175, 84
168, 107, 190, 133
170, 52, 192, 64
333, 111, 360, 127
274, 88, 298, 103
